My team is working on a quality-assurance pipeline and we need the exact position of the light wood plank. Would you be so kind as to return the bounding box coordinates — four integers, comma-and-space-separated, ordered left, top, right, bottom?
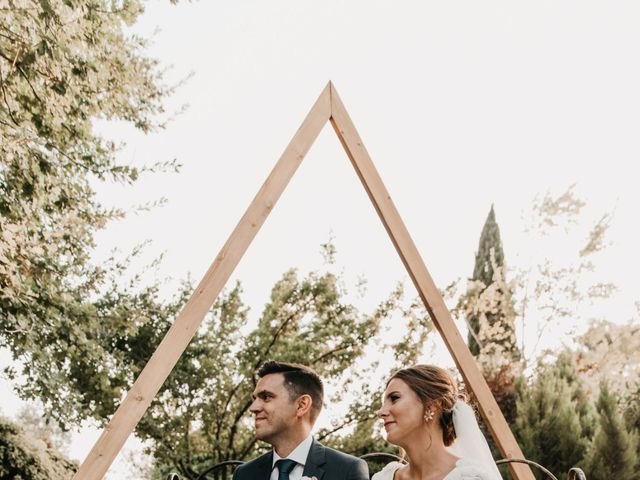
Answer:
73, 83, 332, 480
328, 83, 535, 480
75, 81, 533, 480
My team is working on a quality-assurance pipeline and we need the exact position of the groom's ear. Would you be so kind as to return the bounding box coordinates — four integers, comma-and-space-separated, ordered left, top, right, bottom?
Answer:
295, 394, 313, 418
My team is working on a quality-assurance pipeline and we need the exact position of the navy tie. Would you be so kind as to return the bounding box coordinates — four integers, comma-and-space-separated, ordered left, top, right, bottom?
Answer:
276, 459, 297, 480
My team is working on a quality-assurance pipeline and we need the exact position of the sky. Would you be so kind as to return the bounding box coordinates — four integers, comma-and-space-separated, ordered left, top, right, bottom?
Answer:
2, 1, 640, 478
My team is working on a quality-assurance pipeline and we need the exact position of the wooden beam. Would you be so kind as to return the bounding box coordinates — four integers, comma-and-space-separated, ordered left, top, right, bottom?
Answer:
75, 81, 532, 480
328, 83, 535, 480
73, 83, 332, 480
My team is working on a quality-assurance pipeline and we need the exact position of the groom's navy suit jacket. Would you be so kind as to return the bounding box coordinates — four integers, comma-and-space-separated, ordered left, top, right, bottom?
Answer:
232, 439, 369, 480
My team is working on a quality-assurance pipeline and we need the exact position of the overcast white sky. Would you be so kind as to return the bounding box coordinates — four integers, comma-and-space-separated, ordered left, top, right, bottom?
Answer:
2, 1, 640, 478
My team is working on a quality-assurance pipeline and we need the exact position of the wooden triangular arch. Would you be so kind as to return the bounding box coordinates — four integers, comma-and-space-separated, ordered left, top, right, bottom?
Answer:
75, 82, 534, 480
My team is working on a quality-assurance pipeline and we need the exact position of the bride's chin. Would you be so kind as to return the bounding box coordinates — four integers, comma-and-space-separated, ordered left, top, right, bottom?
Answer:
385, 434, 402, 447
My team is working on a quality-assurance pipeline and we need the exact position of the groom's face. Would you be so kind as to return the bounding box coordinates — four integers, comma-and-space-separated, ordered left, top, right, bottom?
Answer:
250, 373, 298, 444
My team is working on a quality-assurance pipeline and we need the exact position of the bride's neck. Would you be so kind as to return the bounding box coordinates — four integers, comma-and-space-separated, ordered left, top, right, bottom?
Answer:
401, 433, 457, 479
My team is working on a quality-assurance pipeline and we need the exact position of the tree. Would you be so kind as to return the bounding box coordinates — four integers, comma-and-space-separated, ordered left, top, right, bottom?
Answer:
513, 354, 595, 478
624, 383, 640, 478
2, 252, 425, 479
463, 206, 520, 366
515, 186, 616, 365
586, 383, 638, 480
16, 404, 71, 453
550, 352, 598, 442
148, 269, 432, 478
571, 319, 640, 397
457, 206, 521, 430
451, 187, 616, 371
624, 383, 640, 433
0, 416, 77, 479
1, 1, 179, 425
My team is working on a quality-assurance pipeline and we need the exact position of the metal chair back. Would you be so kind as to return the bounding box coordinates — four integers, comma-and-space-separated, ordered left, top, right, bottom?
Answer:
165, 453, 588, 480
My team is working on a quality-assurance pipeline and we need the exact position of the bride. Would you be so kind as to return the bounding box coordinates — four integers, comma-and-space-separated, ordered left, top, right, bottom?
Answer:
373, 365, 502, 480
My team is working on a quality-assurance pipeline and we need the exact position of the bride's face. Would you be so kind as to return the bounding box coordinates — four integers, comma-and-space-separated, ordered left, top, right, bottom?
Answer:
378, 378, 429, 446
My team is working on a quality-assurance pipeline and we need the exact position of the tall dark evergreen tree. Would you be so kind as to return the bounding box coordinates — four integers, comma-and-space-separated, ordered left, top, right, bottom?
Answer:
472, 206, 505, 289
466, 206, 520, 362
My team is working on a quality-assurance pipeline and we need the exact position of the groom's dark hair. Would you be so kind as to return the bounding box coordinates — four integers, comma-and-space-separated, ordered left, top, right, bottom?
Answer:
257, 360, 324, 422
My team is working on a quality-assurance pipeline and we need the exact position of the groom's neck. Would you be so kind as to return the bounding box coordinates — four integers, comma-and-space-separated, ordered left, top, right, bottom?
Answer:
272, 425, 312, 458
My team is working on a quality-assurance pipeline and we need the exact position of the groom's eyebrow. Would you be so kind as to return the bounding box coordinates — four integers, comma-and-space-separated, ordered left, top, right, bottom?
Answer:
251, 389, 274, 400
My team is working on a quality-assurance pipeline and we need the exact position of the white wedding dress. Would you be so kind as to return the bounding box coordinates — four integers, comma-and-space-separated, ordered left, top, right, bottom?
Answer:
372, 458, 495, 480
372, 401, 502, 480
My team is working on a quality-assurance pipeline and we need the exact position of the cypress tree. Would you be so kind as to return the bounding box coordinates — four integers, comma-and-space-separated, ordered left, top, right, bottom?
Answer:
586, 383, 638, 480
466, 206, 520, 362
472, 206, 505, 288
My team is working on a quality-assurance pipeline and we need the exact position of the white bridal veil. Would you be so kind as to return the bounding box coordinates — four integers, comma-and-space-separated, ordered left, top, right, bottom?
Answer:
446, 400, 504, 480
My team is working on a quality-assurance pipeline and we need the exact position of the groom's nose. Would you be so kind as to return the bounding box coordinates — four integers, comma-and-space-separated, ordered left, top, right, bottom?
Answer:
249, 399, 261, 414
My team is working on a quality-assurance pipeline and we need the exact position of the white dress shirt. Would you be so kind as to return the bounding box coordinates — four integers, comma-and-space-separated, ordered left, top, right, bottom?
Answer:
270, 434, 314, 480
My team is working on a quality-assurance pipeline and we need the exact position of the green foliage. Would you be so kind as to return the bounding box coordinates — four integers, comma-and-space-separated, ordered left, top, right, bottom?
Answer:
586, 383, 639, 480
457, 206, 521, 432
472, 206, 506, 288
551, 352, 598, 441
624, 383, 640, 434
463, 206, 520, 365
1, 0, 179, 427
513, 355, 594, 479
624, 384, 640, 478
0, 416, 77, 479
119, 268, 431, 478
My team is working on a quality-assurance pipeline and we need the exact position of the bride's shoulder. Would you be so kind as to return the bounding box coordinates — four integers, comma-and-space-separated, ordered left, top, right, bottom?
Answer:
371, 461, 404, 480
447, 458, 496, 480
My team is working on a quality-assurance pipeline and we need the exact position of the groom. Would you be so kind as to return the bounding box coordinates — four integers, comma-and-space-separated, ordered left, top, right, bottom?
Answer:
233, 360, 369, 480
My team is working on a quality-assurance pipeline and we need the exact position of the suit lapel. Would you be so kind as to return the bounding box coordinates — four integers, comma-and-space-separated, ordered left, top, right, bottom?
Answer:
302, 439, 326, 480
253, 450, 273, 480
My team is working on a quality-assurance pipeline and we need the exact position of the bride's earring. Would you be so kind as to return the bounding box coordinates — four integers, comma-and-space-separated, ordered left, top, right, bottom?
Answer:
424, 409, 434, 423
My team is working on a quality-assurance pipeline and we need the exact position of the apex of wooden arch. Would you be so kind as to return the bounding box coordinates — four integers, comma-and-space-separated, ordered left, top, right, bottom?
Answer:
74, 82, 534, 480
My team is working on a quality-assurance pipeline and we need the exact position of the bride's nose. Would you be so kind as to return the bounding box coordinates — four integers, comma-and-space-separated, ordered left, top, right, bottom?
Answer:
377, 407, 388, 418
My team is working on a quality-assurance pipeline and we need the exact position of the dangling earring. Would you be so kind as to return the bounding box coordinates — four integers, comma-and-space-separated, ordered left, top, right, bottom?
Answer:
424, 409, 434, 423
